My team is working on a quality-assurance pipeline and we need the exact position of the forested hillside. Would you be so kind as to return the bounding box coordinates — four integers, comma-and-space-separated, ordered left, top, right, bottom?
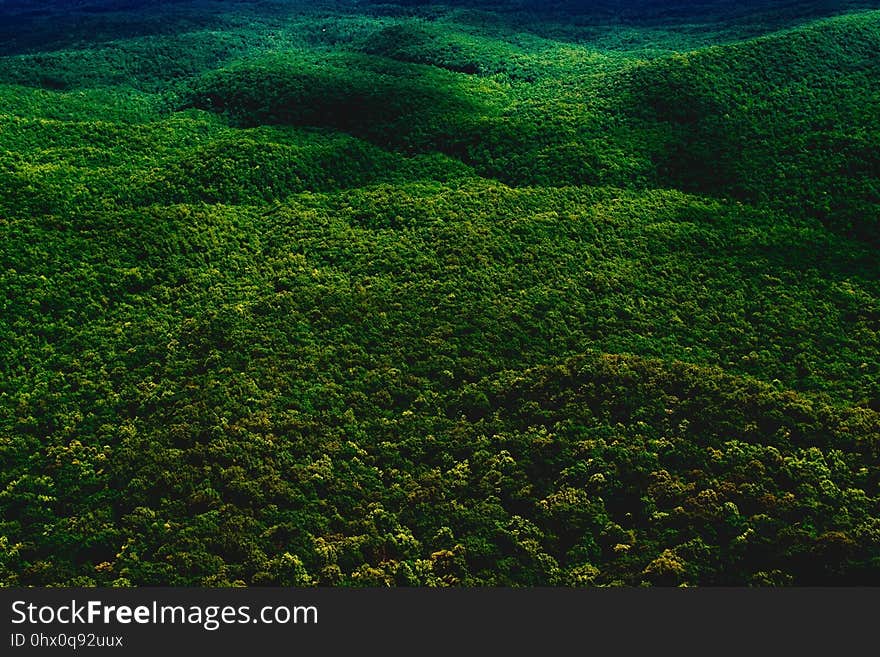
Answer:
1, 0, 878, 586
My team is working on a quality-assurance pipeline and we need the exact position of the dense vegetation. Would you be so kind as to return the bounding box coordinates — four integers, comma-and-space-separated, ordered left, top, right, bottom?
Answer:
1, 0, 878, 586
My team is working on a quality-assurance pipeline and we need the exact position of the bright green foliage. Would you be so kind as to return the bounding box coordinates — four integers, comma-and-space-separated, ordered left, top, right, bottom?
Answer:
0, 0, 878, 586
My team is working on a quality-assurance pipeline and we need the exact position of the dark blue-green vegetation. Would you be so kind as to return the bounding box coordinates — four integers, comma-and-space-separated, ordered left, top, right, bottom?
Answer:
0, 0, 878, 586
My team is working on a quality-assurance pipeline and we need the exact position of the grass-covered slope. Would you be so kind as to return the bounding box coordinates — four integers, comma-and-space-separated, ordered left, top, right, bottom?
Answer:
0, 0, 878, 586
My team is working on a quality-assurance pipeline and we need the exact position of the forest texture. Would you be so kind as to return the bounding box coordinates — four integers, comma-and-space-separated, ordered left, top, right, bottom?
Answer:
0, 0, 879, 586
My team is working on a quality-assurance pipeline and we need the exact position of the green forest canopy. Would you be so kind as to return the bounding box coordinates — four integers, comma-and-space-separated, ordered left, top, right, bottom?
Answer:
0, 0, 878, 586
